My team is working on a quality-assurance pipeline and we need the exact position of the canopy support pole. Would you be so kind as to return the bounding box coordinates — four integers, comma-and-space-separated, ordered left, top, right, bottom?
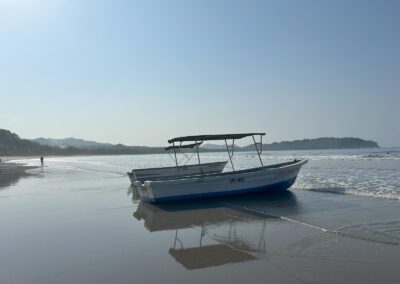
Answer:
225, 139, 235, 172
252, 135, 264, 167
172, 142, 179, 168
195, 141, 204, 176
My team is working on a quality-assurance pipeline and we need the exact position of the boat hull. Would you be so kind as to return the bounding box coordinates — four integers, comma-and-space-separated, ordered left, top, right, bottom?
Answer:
128, 161, 227, 183
137, 159, 307, 203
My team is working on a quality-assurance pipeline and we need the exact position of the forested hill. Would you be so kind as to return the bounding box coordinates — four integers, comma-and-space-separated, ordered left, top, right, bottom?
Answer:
240, 137, 379, 151
0, 129, 165, 156
0, 129, 379, 157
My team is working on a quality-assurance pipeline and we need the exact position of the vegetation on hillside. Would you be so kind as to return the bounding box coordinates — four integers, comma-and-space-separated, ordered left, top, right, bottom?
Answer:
0, 129, 165, 156
0, 129, 379, 157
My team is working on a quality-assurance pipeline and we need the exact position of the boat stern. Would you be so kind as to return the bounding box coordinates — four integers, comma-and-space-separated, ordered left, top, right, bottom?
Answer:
127, 172, 137, 183
136, 181, 156, 203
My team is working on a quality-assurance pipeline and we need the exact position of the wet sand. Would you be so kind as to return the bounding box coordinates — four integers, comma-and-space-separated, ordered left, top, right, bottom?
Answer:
0, 157, 399, 283
0, 161, 38, 189
132, 190, 400, 283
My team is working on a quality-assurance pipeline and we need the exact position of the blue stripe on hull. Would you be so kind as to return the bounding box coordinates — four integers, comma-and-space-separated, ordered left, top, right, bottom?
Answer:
144, 177, 298, 203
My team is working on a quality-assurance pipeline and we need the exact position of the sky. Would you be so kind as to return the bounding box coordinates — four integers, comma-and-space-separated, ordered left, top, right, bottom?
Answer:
0, 0, 399, 147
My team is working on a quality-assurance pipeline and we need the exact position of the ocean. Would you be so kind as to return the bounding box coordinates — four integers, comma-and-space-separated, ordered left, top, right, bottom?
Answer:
14, 147, 400, 200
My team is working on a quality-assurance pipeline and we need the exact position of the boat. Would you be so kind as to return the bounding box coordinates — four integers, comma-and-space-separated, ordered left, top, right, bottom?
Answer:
135, 133, 307, 203
128, 142, 227, 183
128, 161, 228, 183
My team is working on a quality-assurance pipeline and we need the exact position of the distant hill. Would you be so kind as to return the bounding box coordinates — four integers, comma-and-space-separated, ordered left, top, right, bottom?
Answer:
33, 137, 115, 149
0, 129, 164, 156
0, 129, 63, 156
241, 137, 379, 151
0, 128, 379, 157
201, 143, 226, 150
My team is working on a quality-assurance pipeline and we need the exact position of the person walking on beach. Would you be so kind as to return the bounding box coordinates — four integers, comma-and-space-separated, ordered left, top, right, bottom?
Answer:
40, 156, 44, 166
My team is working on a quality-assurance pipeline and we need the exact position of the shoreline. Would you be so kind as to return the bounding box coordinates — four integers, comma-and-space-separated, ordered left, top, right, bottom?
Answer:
0, 146, 392, 160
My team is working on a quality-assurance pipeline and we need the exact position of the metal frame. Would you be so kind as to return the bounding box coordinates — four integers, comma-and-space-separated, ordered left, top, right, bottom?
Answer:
167, 132, 266, 175
167, 142, 203, 169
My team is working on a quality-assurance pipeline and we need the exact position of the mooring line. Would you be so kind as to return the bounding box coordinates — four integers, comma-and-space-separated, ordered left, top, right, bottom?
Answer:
217, 201, 399, 246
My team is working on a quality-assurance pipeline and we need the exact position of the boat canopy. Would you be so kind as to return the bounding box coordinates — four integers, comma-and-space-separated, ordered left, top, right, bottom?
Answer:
167, 132, 266, 170
164, 142, 202, 151
168, 133, 265, 143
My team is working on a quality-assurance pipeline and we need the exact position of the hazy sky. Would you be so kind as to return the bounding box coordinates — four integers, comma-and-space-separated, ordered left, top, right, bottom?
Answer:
1, 0, 399, 147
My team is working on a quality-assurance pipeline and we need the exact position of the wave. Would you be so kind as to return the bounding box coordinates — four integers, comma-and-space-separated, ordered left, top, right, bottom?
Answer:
261, 154, 400, 161
294, 185, 400, 201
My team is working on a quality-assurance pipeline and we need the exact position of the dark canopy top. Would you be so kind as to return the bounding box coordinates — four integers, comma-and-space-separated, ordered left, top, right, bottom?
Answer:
168, 133, 265, 144
164, 142, 202, 151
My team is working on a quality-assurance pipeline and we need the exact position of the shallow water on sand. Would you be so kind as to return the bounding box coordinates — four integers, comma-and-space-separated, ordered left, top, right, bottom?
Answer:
1, 150, 400, 283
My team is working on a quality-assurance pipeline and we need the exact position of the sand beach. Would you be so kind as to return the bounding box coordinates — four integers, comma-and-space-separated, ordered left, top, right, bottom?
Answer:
0, 152, 399, 283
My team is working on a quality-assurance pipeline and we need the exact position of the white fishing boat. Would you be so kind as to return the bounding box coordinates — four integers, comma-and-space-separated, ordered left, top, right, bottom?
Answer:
128, 161, 227, 183
128, 142, 227, 183
135, 133, 307, 203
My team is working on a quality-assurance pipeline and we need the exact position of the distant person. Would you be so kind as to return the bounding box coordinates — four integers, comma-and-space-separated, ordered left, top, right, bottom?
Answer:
40, 156, 44, 166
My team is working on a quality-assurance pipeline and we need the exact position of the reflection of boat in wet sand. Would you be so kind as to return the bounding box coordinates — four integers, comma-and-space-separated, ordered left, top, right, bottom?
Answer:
134, 200, 266, 232
133, 195, 297, 269
135, 133, 307, 203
